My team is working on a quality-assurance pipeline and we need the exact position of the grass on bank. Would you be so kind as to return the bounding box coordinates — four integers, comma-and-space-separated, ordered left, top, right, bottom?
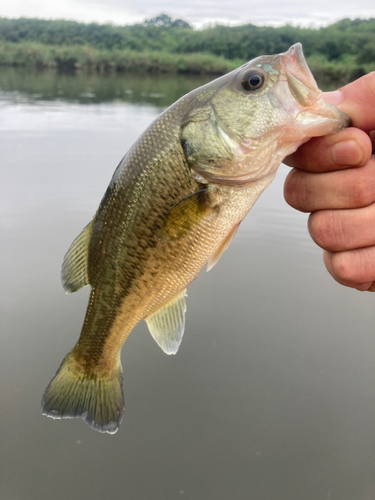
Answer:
0, 41, 371, 82
306, 53, 371, 84
0, 41, 243, 75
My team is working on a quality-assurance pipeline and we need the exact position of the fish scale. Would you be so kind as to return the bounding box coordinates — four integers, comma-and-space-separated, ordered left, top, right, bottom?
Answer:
42, 44, 350, 434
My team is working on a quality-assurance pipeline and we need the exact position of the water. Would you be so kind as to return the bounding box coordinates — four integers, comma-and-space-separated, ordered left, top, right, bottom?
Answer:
1, 67, 374, 500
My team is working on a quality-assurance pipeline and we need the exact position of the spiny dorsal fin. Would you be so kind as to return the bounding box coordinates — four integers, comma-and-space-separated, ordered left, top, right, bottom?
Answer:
206, 222, 240, 272
61, 219, 94, 293
145, 290, 187, 355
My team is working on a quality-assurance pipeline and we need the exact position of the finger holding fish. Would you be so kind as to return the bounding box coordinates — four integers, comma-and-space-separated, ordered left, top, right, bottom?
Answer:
323, 246, 375, 292
284, 154, 375, 212
284, 72, 375, 178
284, 72, 375, 292
284, 127, 371, 173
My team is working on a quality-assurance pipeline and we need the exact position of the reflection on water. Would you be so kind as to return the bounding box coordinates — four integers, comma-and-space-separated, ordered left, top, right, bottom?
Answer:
1, 68, 374, 500
0, 66, 212, 106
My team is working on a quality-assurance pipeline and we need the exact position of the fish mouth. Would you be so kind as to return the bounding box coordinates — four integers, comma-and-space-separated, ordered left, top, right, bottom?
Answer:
293, 100, 351, 137
277, 43, 351, 139
281, 43, 321, 107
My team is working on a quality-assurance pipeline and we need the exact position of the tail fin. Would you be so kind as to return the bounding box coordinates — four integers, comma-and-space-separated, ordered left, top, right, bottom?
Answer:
41, 352, 124, 434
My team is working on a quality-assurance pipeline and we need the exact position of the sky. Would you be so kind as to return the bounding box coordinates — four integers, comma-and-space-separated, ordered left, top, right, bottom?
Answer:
1, 0, 374, 28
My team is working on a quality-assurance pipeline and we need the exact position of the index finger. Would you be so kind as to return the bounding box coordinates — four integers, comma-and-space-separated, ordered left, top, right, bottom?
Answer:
284, 127, 371, 172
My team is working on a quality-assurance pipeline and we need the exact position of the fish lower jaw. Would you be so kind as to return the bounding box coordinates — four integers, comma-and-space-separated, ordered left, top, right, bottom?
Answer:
191, 165, 278, 187
290, 100, 350, 139
279, 118, 347, 144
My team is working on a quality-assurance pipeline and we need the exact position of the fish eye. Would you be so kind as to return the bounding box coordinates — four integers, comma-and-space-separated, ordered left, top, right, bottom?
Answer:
241, 69, 265, 91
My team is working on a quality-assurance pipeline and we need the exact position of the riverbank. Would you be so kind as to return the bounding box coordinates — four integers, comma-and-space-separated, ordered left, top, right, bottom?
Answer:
1, 17, 374, 83
0, 42, 243, 75
0, 41, 370, 84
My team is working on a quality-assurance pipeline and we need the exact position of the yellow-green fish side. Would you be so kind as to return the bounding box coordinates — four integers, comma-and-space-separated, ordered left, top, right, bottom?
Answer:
42, 44, 350, 433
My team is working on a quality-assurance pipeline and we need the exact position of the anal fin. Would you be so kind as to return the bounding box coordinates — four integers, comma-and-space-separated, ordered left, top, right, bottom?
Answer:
145, 290, 187, 355
206, 222, 240, 272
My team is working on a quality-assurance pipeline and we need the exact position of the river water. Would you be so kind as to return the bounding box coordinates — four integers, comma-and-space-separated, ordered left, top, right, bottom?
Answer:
1, 67, 374, 500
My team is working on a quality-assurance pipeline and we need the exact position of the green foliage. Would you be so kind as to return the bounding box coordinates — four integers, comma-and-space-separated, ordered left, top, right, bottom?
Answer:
143, 14, 192, 29
0, 41, 242, 74
357, 40, 375, 64
0, 17, 192, 51
0, 16, 374, 81
305, 53, 368, 86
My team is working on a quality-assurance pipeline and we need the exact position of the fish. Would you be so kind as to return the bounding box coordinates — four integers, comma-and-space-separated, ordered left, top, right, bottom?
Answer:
41, 43, 350, 434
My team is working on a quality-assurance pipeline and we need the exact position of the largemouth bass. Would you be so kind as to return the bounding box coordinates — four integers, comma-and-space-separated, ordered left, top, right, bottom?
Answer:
42, 44, 350, 434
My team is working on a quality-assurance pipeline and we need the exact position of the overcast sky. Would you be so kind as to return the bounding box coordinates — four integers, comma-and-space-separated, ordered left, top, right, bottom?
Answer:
2, 0, 374, 28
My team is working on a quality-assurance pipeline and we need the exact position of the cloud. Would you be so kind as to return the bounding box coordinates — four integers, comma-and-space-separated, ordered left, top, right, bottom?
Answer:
2, 0, 374, 27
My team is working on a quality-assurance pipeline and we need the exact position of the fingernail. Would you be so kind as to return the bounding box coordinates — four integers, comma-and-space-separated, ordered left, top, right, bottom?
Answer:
324, 89, 344, 107
331, 139, 364, 166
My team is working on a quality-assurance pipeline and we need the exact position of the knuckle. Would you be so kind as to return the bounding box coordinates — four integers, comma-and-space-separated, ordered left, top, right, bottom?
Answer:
349, 170, 375, 207
284, 170, 309, 212
330, 252, 356, 283
330, 247, 375, 286
308, 211, 341, 250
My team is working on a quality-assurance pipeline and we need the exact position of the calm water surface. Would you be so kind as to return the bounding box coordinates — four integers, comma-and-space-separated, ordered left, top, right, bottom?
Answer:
1, 68, 374, 500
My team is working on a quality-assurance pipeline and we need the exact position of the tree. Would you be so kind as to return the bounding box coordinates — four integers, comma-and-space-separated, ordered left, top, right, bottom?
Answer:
143, 14, 191, 29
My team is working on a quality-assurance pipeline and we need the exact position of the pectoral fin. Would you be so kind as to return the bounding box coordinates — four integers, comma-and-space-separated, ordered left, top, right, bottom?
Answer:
206, 222, 240, 272
145, 290, 187, 355
61, 219, 95, 293
162, 188, 213, 240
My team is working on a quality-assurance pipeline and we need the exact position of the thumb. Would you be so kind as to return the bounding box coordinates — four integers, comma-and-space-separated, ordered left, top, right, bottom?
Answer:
323, 72, 375, 132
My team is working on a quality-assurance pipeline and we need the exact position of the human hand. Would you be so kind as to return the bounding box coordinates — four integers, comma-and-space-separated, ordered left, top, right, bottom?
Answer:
284, 72, 375, 291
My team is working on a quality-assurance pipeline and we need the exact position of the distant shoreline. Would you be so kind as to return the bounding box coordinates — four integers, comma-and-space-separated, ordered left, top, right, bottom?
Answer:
0, 42, 242, 76
0, 41, 368, 85
0, 16, 373, 84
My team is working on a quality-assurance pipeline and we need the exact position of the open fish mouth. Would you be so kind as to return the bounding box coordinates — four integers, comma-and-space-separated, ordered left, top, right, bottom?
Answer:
281, 43, 322, 107
276, 43, 351, 140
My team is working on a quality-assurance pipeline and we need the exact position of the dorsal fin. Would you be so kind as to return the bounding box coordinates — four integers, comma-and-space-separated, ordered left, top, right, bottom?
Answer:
206, 222, 240, 272
61, 220, 95, 293
145, 290, 187, 355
